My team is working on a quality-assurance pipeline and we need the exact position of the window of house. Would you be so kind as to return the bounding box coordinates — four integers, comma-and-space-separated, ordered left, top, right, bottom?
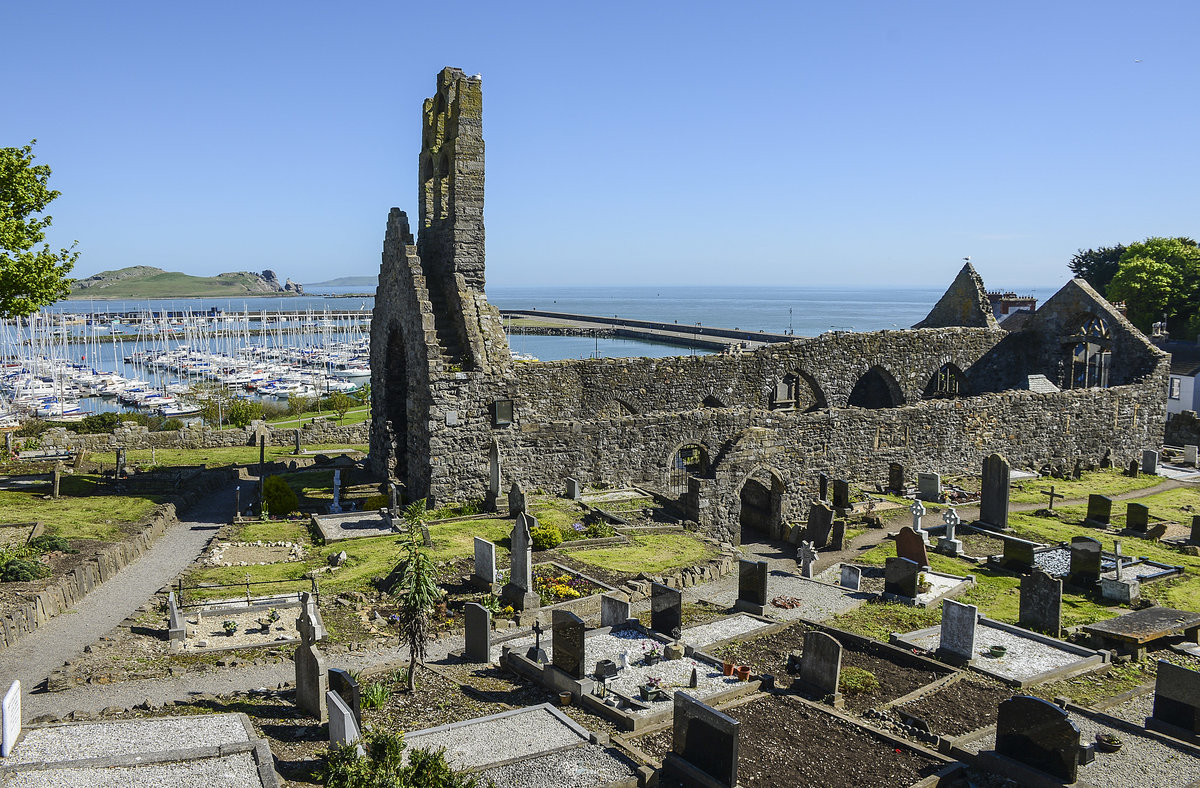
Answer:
1170, 378, 1182, 400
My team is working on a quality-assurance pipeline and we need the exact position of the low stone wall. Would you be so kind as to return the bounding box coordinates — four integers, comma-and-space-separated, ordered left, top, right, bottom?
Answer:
30, 419, 369, 454
1166, 410, 1200, 447
0, 468, 236, 653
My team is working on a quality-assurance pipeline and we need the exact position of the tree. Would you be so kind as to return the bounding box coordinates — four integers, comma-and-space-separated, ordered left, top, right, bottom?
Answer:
1067, 244, 1126, 293
1106, 237, 1200, 333
186, 381, 232, 428
0, 141, 78, 317
354, 382, 371, 406
391, 501, 442, 692
226, 397, 263, 428
262, 475, 299, 515
328, 391, 353, 422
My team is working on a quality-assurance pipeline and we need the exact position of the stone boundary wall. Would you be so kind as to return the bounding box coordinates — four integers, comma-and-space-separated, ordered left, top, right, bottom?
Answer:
1166, 410, 1200, 447
0, 468, 236, 653
30, 419, 369, 454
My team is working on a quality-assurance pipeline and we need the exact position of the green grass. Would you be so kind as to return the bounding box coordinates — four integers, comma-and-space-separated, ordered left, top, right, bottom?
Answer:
262, 406, 369, 428
230, 518, 310, 543
827, 600, 940, 642
564, 533, 715, 575
526, 497, 589, 533
88, 444, 367, 468
0, 475, 162, 542
69, 268, 302, 299
425, 518, 512, 563
1010, 469, 1163, 505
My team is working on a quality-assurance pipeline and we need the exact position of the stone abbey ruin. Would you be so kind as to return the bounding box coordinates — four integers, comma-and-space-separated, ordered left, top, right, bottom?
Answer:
370, 67, 1169, 545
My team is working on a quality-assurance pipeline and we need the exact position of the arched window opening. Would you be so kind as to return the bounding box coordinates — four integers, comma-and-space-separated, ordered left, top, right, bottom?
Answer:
701, 393, 725, 408
923, 363, 968, 399
666, 443, 710, 498
770, 371, 828, 412
771, 374, 799, 411
847, 366, 904, 409
1068, 316, 1112, 389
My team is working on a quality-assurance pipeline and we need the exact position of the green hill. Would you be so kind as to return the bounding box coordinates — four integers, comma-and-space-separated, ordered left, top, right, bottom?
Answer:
69, 267, 300, 300
305, 275, 377, 287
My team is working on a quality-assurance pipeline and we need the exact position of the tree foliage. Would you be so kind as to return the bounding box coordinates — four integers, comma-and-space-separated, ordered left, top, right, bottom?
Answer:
0, 141, 78, 317
1105, 237, 1200, 333
328, 391, 354, 422
1068, 243, 1126, 293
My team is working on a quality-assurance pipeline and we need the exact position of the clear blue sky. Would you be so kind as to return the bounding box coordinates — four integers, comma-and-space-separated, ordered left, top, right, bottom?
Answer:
6, 1, 1197, 288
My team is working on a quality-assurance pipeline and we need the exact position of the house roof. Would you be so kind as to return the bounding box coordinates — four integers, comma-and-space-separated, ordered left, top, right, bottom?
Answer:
1162, 341, 1200, 377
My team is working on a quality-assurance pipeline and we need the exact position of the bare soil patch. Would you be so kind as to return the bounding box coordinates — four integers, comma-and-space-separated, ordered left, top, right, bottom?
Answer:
895, 674, 1015, 737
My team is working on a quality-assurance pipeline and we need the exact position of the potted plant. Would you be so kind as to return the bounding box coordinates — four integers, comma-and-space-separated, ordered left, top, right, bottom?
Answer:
722, 660, 735, 676
267, 608, 281, 623
222, 620, 238, 637
988, 645, 1007, 658
1095, 732, 1123, 752
639, 676, 668, 701
736, 664, 752, 682
644, 644, 662, 666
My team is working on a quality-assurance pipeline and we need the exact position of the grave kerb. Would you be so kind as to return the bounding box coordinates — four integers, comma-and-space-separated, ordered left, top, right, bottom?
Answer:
2, 680, 19, 757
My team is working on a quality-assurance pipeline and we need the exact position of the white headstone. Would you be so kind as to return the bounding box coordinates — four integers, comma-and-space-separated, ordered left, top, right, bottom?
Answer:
798, 541, 817, 578
1142, 449, 1159, 476
1114, 539, 1123, 582
917, 472, 942, 501
2, 680, 20, 757
328, 469, 343, 514
1186, 445, 1199, 467
840, 564, 861, 591
473, 537, 496, 584
327, 689, 360, 746
940, 600, 978, 662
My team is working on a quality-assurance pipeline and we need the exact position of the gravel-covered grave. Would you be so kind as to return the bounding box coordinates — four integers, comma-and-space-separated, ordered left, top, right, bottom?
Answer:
679, 613, 771, 649
701, 572, 864, 621
1, 753, 266, 788
7, 714, 252, 764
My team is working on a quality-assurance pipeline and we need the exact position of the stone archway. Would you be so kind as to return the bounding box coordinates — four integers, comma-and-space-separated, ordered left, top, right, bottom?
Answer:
848, 365, 904, 409
737, 467, 785, 541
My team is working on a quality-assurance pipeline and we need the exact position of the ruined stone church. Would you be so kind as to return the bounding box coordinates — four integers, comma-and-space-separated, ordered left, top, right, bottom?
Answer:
370, 67, 1168, 544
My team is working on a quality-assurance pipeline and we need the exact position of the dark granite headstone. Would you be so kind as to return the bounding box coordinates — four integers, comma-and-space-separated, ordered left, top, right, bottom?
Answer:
1126, 502, 1149, 533
666, 692, 740, 788
1127, 459, 1140, 478
979, 453, 1010, 529
799, 630, 842, 698
651, 582, 683, 638
1152, 660, 1200, 734
551, 609, 586, 679
1019, 569, 1062, 636
1085, 494, 1113, 527
327, 667, 362, 729
888, 462, 907, 494
884, 556, 920, 598
737, 559, 768, 608
507, 481, 526, 515
817, 472, 829, 503
806, 502, 835, 548
995, 695, 1081, 783
1192, 515, 1200, 544
1001, 536, 1036, 571
1068, 536, 1102, 587
832, 479, 850, 510
894, 526, 929, 567
464, 602, 491, 663
830, 519, 846, 551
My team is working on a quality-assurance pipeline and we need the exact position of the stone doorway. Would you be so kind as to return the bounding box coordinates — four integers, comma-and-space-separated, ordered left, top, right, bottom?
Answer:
738, 469, 784, 542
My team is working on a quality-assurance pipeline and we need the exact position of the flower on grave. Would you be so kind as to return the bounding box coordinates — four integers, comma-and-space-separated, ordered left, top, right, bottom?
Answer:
222, 620, 238, 635
645, 644, 661, 659
644, 676, 663, 688
572, 522, 585, 532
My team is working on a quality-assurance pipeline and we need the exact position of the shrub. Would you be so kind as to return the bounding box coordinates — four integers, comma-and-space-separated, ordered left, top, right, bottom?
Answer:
16, 419, 50, 438
0, 558, 49, 582
262, 475, 299, 515
226, 398, 263, 429
838, 666, 880, 695
530, 525, 562, 551
325, 729, 479, 788
72, 412, 121, 434
29, 534, 72, 553
361, 681, 391, 709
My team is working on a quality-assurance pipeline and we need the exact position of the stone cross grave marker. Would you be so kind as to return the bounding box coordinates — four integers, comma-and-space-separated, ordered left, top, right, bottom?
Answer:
1068, 536, 1102, 587
1127, 458, 1140, 478
502, 513, 540, 610
894, 526, 929, 568
664, 692, 740, 788
328, 668, 362, 730
996, 695, 1082, 783
805, 502, 834, 548
566, 477, 582, 500
938, 507, 963, 556
840, 564, 861, 590
601, 593, 631, 628
832, 479, 850, 510
979, 453, 1010, 529
552, 609, 587, 679
327, 689, 361, 747
507, 481, 526, 515
884, 556, 920, 598
1126, 502, 1149, 533
1019, 569, 1062, 637
167, 591, 185, 641
1040, 485, 1063, 511
295, 592, 328, 721
800, 631, 844, 707
1152, 660, 1200, 735
798, 540, 817, 578
328, 469, 343, 514
651, 582, 682, 638
917, 472, 942, 501
473, 537, 496, 586
817, 472, 829, 503
464, 602, 491, 663
1085, 494, 1113, 527
736, 559, 768, 613
888, 462, 907, 494
910, 499, 926, 536
939, 599, 978, 663
1143, 449, 1159, 475
1187, 444, 1199, 467
526, 620, 548, 664
2, 680, 19, 757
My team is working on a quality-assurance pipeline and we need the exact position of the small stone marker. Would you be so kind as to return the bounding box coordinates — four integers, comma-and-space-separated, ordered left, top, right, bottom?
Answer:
894, 526, 929, 568
115, 447, 127, 478
910, 499, 926, 535
1151, 660, 1200, 734
1001, 536, 1036, 571
817, 472, 829, 502
735, 559, 768, 614
799, 631, 843, 707
1127, 458, 1140, 478
1019, 569, 1062, 637
664, 692, 740, 788
805, 502, 834, 548
167, 591, 185, 641
797, 540, 817, 578
566, 477, 582, 500
293, 429, 302, 455
689, 667, 698, 688
830, 519, 846, 551
389, 483, 398, 514
995, 695, 1081, 783
507, 481, 526, 515
884, 556, 920, 598
327, 689, 360, 747
1126, 502, 1149, 533
1186, 444, 1199, 467
600, 593, 631, 628
327, 668, 362, 729
651, 582, 683, 638
328, 469, 342, 514
917, 472, 942, 501
979, 453, 1010, 529
1192, 515, 1200, 544
939, 599, 978, 663
464, 602, 491, 663
1040, 485, 1063, 511
1068, 536, 1102, 587
329, 550, 348, 567
1072, 459, 1083, 480
502, 513, 540, 610
888, 462, 907, 494
840, 564, 861, 590
938, 507, 962, 556
1085, 494, 1113, 527
51, 463, 61, 499
2, 680, 20, 757
1143, 449, 1159, 475
472, 537, 496, 585
552, 609, 587, 679
832, 479, 850, 510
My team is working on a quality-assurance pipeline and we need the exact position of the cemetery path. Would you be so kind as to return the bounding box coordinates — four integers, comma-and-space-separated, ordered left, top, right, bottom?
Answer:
4, 484, 236, 721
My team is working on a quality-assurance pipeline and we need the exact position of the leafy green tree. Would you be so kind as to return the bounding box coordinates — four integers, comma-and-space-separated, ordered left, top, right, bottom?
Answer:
187, 381, 232, 428
391, 501, 442, 692
226, 397, 263, 428
328, 391, 353, 422
1068, 243, 1126, 293
353, 382, 371, 405
1106, 237, 1200, 333
0, 141, 78, 317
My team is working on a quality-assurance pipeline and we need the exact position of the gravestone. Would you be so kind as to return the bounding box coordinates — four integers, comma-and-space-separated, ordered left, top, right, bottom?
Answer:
797, 541, 817, 578
295, 616, 327, 721
1019, 569, 1062, 636
1152, 660, 1200, 734
1085, 494, 1112, 527
3, 433, 10, 457
507, 481, 526, 515
389, 483, 398, 514
799, 631, 843, 707
328, 469, 342, 514
1186, 444, 1199, 467
817, 473, 829, 503
2, 680, 19, 757
464, 602, 491, 663
840, 564, 861, 591
979, 453, 1010, 529
664, 692, 740, 788
293, 429, 302, 455
552, 609, 587, 679
501, 513, 540, 610
995, 695, 1081, 783
298, 592, 326, 642
1143, 449, 1159, 475
1001, 536, 1036, 571
888, 462, 907, 494
938, 507, 962, 556
51, 464, 61, 499
910, 499, 927, 537
1192, 515, 1200, 544
1126, 502, 1149, 533
832, 479, 850, 510
651, 582, 683, 638
939, 599, 978, 663
1147, 523, 1168, 541
601, 594, 631, 627
805, 502, 834, 548
328, 668, 362, 730
472, 537, 496, 586
1100, 451, 1113, 469
735, 559, 768, 614
894, 526, 929, 568
1073, 459, 1083, 480
566, 477, 582, 500
1127, 459, 1140, 478
830, 519, 845, 551
116, 447, 127, 477
327, 690, 361, 747
884, 556, 920, 598
167, 591, 185, 641
917, 472, 942, 501
1068, 536, 1102, 587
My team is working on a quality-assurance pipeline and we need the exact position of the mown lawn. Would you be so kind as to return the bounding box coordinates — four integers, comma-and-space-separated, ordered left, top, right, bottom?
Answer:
1009, 468, 1163, 505
564, 533, 716, 575
0, 475, 163, 542
89, 444, 367, 468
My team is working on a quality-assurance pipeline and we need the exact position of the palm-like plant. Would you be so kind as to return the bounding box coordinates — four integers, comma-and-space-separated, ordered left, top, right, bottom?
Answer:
394, 500, 442, 692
